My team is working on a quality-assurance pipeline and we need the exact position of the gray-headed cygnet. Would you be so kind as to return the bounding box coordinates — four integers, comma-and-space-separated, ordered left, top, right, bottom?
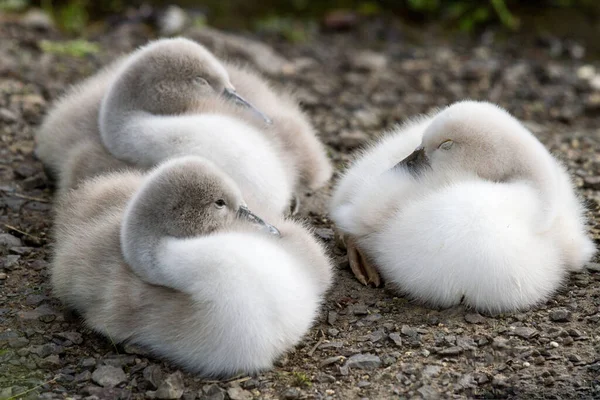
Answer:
36, 37, 332, 214
330, 101, 596, 314
52, 156, 333, 377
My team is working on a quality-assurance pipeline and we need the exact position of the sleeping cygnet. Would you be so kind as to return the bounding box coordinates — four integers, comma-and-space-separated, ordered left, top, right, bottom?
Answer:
330, 100, 596, 313
52, 156, 333, 377
97, 37, 330, 210
36, 37, 332, 212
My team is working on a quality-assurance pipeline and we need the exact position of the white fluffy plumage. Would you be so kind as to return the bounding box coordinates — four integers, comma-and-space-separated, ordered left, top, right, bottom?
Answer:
330, 100, 596, 313
52, 157, 333, 377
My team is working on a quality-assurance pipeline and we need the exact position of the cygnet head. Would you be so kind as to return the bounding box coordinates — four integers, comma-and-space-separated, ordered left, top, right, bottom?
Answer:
110, 38, 270, 123
395, 101, 556, 191
123, 156, 280, 245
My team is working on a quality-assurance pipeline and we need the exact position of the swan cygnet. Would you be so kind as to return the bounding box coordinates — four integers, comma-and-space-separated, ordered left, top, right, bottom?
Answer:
51, 156, 333, 377
330, 101, 596, 313
99, 37, 331, 202
36, 37, 332, 211
35, 58, 135, 194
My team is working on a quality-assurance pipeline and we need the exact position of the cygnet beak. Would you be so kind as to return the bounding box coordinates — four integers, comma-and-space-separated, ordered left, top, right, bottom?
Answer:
223, 88, 272, 125
236, 205, 281, 237
393, 146, 430, 175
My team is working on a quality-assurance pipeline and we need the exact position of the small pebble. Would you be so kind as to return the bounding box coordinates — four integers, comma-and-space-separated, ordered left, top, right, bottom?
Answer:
464, 313, 486, 324
91, 365, 126, 388
550, 308, 572, 322
345, 353, 382, 369
226, 387, 252, 400
155, 371, 185, 400
389, 332, 402, 347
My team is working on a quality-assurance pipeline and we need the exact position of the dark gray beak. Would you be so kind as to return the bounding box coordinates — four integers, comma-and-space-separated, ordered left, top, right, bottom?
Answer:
393, 146, 430, 175
236, 205, 281, 237
223, 88, 272, 125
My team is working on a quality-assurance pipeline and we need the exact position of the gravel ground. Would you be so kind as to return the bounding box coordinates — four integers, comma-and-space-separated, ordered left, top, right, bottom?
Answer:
1, 10, 599, 400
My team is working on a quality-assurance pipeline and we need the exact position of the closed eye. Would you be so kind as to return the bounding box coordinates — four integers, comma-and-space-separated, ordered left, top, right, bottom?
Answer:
438, 139, 454, 150
194, 76, 209, 86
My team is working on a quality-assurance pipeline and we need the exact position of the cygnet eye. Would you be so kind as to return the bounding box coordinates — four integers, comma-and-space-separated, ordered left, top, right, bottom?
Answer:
214, 199, 226, 208
194, 76, 209, 86
438, 139, 454, 150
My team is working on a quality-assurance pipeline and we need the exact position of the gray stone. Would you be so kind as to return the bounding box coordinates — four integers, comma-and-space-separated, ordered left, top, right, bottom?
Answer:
512, 327, 538, 339
352, 303, 368, 315
2, 255, 21, 270
155, 371, 185, 399
226, 386, 252, 400
549, 308, 572, 322
464, 313, 486, 324
143, 365, 164, 390
401, 325, 418, 338
8, 337, 29, 348
314, 228, 334, 241
492, 374, 510, 387
123, 342, 151, 356
201, 384, 225, 400
30, 343, 62, 358
368, 329, 385, 342
80, 357, 96, 369
389, 332, 402, 347
9, 247, 33, 256
327, 311, 338, 325
25, 294, 48, 306
438, 346, 463, 356
21, 9, 54, 30
0, 108, 18, 123
158, 5, 189, 36
350, 50, 388, 72
38, 354, 61, 368
0, 233, 22, 247
320, 356, 345, 367
103, 354, 136, 367
320, 340, 343, 349
345, 353, 382, 370
18, 304, 59, 322
74, 370, 92, 383
456, 336, 477, 350
423, 365, 442, 378
586, 263, 600, 272
281, 387, 302, 399
91, 365, 127, 388
417, 384, 440, 399
55, 331, 83, 344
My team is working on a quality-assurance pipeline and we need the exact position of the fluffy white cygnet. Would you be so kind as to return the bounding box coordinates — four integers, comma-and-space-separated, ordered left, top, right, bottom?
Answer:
52, 156, 333, 377
330, 100, 596, 313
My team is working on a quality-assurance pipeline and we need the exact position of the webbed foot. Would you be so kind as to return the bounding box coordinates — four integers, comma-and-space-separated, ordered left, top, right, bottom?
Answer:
345, 235, 381, 287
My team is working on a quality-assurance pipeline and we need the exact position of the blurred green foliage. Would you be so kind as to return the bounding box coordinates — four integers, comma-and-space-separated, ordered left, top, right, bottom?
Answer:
41, 0, 88, 34
0, 0, 30, 12
39, 38, 100, 57
9, 0, 600, 36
